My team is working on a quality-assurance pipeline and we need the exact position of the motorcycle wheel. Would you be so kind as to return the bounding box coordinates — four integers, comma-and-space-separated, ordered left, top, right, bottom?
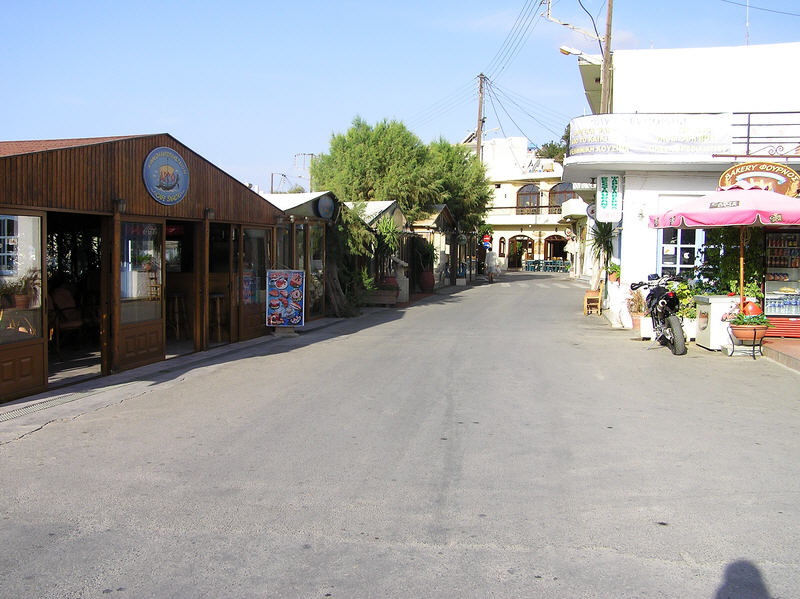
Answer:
666, 314, 687, 355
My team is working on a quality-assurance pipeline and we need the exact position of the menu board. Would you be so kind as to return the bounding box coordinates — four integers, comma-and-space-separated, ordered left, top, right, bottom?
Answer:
266, 270, 305, 327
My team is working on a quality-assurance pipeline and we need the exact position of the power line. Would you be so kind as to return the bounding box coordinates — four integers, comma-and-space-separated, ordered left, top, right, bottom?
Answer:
484, 1, 546, 81
719, 0, 800, 17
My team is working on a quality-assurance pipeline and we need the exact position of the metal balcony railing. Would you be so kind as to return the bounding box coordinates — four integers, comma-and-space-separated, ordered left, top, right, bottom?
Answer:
730, 111, 800, 158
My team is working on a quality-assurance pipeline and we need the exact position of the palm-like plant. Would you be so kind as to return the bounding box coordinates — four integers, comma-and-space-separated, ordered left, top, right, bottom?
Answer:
591, 221, 614, 271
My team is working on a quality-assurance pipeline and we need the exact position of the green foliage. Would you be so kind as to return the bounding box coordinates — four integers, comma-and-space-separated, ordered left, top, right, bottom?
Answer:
412, 237, 437, 270
536, 126, 570, 163
375, 215, 400, 257
591, 221, 614, 268
696, 227, 764, 297
310, 117, 491, 230
674, 280, 698, 319
360, 266, 377, 291
729, 312, 771, 326
607, 262, 621, 277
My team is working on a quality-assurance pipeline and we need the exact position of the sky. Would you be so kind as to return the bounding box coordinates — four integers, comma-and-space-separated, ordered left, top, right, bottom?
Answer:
3, 1, 799, 193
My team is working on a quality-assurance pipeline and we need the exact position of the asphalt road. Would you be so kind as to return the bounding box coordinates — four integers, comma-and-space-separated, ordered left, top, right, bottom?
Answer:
1, 271, 799, 598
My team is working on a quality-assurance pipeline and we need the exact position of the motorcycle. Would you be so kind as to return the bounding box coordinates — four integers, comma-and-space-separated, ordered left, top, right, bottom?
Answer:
630, 274, 687, 355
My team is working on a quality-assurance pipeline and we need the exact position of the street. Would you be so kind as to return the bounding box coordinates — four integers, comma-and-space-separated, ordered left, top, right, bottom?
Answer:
1, 271, 799, 598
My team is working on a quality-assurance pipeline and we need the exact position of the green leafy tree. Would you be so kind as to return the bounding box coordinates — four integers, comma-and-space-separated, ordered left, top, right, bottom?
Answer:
537, 125, 570, 163
312, 117, 491, 314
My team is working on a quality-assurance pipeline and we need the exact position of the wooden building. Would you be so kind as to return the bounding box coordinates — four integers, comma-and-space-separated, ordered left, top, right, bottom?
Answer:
0, 134, 286, 401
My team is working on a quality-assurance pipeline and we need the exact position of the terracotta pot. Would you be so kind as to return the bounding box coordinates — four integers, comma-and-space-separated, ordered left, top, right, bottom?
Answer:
14, 294, 29, 309
729, 324, 769, 342
419, 270, 435, 293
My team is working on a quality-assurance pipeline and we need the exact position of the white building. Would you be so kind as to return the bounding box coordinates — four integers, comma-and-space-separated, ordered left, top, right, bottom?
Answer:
562, 41, 800, 325
478, 136, 590, 275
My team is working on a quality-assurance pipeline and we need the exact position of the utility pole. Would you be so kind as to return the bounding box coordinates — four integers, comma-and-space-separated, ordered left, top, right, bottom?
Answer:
270, 172, 286, 194
294, 153, 316, 192
476, 73, 485, 163
600, 0, 613, 114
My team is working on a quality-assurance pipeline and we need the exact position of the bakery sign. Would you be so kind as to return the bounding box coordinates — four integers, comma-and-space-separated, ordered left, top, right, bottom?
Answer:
719, 162, 800, 197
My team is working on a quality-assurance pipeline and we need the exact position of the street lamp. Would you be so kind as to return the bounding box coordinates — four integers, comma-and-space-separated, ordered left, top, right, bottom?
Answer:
559, 46, 608, 114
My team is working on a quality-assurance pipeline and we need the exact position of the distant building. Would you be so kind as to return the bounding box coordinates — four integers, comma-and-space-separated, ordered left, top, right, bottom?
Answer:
472, 136, 590, 275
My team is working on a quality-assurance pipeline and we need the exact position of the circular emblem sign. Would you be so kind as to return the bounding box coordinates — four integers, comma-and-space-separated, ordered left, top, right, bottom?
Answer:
143, 147, 190, 206
316, 196, 335, 219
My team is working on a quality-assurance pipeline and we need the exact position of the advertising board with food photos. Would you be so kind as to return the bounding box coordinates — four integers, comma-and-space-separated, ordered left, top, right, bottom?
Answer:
266, 270, 305, 327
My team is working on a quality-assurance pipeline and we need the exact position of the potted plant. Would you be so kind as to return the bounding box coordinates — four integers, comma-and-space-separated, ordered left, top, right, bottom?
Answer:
0, 269, 41, 309
415, 239, 436, 293
627, 287, 647, 336
727, 311, 772, 342
607, 262, 621, 283
675, 280, 698, 340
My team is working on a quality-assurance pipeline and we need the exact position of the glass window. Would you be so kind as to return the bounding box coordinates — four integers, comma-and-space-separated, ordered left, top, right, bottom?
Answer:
0, 216, 19, 276
0, 215, 42, 344
276, 226, 291, 269
517, 184, 539, 214
659, 227, 704, 278
120, 222, 162, 323
499, 237, 506, 257
243, 228, 268, 305
308, 224, 324, 316
295, 223, 306, 271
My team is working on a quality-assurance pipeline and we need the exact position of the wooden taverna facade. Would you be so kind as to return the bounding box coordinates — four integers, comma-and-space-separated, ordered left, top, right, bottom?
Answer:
0, 134, 307, 401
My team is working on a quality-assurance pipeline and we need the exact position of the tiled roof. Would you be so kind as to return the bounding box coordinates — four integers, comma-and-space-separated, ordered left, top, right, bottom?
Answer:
0, 135, 143, 157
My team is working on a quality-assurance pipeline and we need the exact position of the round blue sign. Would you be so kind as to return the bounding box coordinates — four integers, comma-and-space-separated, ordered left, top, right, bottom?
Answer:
143, 147, 190, 206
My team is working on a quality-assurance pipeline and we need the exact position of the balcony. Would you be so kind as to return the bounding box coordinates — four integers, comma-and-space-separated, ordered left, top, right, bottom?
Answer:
564, 111, 800, 180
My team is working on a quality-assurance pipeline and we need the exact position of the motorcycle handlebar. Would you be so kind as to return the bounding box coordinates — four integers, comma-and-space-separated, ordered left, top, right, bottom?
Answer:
631, 275, 684, 291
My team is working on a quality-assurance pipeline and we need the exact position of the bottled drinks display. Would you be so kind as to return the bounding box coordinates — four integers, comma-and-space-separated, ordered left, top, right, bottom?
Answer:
765, 232, 800, 316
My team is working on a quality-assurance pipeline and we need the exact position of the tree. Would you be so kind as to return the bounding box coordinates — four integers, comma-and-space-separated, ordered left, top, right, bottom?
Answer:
537, 125, 570, 163
311, 117, 492, 315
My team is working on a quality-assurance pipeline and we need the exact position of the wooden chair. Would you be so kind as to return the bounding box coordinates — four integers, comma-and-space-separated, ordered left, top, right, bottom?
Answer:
48, 287, 84, 360
583, 280, 604, 315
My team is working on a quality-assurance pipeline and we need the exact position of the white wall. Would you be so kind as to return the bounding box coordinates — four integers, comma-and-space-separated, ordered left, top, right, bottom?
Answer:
618, 172, 720, 288
613, 42, 800, 114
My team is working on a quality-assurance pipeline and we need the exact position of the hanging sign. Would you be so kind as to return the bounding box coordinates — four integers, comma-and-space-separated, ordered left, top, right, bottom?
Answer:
596, 174, 622, 222
718, 162, 800, 196
266, 270, 305, 327
143, 147, 190, 206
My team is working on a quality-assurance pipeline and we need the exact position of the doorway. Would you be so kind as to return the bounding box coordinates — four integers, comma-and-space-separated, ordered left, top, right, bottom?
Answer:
509, 235, 533, 269
164, 221, 195, 357
545, 236, 567, 260
46, 212, 103, 388
208, 222, 233, 346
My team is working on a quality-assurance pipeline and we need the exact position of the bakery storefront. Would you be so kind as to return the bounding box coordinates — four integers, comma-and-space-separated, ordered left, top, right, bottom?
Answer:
0, 134, 282, 401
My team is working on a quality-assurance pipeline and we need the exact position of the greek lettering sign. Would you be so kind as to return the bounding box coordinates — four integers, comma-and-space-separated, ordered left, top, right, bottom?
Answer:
596, 174, 622, 222
143, 147, 190, 206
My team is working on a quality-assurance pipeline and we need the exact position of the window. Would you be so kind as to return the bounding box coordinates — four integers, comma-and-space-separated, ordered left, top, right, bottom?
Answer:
0, 217, 18, 275
120, 222, 162, 323
659, 227, 704, 277
516, 184, 539, 214
0, 215, 42, 343
499, 237, 506, 257
243, 228, 268, 305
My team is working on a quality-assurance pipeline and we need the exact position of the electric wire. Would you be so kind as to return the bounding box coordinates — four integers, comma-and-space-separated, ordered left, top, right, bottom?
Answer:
577, 0, 605, 55
484, 1, 547, 81
484, 81, 545, 148
719, 0, 800, 17
405, 79, 477, 133
483, 0, 539, 78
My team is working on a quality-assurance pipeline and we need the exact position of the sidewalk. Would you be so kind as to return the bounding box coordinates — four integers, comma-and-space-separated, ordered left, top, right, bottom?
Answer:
763, 337, 800, 372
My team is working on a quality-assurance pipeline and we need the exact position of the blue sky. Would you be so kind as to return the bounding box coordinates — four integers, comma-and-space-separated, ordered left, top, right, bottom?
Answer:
3, 1, 799, 192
